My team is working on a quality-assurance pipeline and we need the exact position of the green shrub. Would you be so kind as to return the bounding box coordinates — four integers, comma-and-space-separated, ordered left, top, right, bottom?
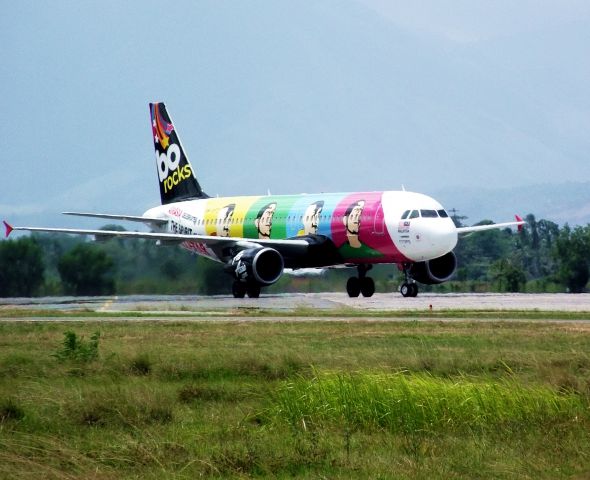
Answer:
53, 330, 100, 362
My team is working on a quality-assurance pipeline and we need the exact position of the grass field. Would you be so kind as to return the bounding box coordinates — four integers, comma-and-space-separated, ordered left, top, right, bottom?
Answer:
2, 316, 590, 478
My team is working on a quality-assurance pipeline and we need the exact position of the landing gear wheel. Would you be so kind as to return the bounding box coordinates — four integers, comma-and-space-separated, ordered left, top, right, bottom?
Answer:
400, 282, 419, 298
346, 277, 361, 297
246, 284, 261, 298
360, 277, 375, 297
232, 281, 246, 298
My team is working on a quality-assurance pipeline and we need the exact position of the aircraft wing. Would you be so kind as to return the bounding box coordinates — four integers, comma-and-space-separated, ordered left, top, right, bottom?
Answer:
62, 212, 168, 225
456, 215, 525, 234
3, 222, 309, 258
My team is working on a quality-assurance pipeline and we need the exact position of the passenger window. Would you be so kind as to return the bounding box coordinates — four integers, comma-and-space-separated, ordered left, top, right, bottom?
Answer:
401, 210, 410, 220
409, 210, 419, 219
420, 210, 438, 218
438, 209, 449, 218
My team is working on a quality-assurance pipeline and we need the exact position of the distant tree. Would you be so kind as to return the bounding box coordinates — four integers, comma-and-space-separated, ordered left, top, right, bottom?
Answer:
517, 214, 539, 278
58, 243, 115, 295
99, 224, 126, 232
0, 237, 45, 297
553, 225, 590, 293
537, 219, 560, 250
196, 257, 230, 295
160, 258, 183, 280
490, 259, 526, 292
453, 221, 512, 282
516, 215, 561, 282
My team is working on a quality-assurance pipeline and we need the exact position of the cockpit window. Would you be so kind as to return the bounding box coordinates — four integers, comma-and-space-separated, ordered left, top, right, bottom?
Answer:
401, 210, 410, 220
409, 210, 420, 219
420, 209, 438, 218
438, 209, 449, 218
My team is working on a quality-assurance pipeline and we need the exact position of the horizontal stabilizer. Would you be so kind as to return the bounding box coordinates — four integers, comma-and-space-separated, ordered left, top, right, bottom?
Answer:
62, 212, 168, 225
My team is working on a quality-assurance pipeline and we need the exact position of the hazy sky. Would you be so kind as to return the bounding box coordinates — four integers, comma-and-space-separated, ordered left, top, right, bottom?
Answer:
2, 1, 589, 227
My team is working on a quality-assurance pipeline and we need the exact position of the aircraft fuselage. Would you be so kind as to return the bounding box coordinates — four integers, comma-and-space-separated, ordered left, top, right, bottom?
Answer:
144, 190, 458, 268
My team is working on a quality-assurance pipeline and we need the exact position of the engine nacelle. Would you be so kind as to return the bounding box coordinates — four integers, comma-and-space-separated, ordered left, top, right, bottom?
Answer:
230, 247, 284, 285
409, 251, 457, 285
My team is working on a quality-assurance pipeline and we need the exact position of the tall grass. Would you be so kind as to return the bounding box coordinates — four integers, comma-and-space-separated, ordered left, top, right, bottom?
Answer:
270, 371, 589, 433
3, 320, 590, 478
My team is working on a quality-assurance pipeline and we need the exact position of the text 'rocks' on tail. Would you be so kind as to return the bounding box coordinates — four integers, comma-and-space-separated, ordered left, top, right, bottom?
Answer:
149, 102, 208, 204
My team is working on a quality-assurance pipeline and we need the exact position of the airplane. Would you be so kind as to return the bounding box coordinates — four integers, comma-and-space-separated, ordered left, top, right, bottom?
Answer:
3, 103, 525, 298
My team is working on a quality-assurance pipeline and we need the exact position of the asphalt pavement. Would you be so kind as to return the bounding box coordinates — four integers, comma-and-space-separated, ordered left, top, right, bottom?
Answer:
1, 292, 589, 314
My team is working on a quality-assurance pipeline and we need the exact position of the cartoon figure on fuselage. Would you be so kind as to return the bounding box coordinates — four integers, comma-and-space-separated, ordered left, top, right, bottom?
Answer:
3, 102, 525, 300
342, 199, 364, 248
299, 200, 324, 236
255, 202, 276, 239
216, 203, 235, 237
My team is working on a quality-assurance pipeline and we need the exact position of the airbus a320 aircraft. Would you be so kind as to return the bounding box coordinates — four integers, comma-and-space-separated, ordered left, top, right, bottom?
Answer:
4, 103, 524, 298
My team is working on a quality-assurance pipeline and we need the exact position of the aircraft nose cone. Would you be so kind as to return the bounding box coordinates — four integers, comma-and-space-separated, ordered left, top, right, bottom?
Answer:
442, 221, 458, 252
414, 220, 458, 259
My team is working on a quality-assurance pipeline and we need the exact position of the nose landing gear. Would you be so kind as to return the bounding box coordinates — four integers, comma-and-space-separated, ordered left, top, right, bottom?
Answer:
400, 282, 418, 297
400, 263, 419, 297
346, 265, 375, 297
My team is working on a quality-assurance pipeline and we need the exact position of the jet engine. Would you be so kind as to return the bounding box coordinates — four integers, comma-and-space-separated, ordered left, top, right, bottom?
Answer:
230, 247, 284, 285
408, 251, 457, 285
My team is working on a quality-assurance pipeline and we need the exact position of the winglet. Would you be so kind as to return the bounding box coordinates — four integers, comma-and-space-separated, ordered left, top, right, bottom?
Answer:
3, 221, 14, 238
515, 214, 524, 232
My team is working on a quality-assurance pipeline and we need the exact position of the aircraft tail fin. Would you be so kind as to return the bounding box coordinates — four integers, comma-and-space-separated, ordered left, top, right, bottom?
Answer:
149, 102, 208, 204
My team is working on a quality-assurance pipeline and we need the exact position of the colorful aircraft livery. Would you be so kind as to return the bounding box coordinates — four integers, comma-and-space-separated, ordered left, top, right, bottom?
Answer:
161, 192, 405, 264
4, 103, 525, 298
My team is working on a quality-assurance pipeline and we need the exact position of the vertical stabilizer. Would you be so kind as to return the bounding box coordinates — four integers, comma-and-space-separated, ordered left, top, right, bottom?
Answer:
149, 102, 208, 204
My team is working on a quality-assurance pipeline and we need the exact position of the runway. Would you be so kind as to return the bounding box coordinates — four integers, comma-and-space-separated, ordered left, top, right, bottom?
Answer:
1, 292, 589, 315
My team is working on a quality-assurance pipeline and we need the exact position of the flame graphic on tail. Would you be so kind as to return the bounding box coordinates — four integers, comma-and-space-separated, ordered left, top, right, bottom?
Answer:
151, 103, 174, 150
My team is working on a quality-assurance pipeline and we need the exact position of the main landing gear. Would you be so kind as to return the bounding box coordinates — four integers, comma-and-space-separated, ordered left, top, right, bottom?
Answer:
346, 265, 375, 298
232, 281, 261, 298
400, 264, 418, 297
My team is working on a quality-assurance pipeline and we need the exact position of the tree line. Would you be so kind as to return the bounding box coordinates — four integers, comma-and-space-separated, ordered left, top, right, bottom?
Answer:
449, 214, 588, 294
0, 214, 588, 297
